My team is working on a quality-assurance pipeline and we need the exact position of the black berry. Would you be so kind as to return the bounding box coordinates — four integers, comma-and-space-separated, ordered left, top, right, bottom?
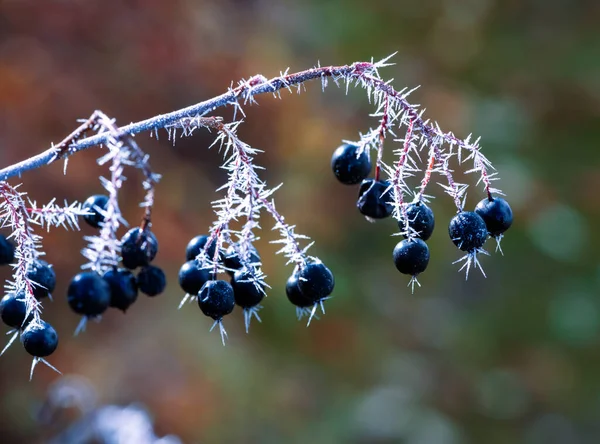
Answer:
296, 261, 335, 303
186, 235, 219, 262
0, 292, 33, 329
121, 227, 158, 269
285, 274, 314, 308
393, 239, 430, 276
231, 270, 265, 308
82, 194, 109, 228
401, 202, 435, 241
26, 259, 56, 300
331, 143, 371, 185
137, 265, 166, 297
179, 260, 213, 295
449, 211, 488, 252
357, 179, 393, 219
67, 272, 111, 317
0, 235, 15, 265
21, 321, 58, 357
198, 280, 235, 321
475, 197, 513, 237
223, 245, 260, 276
103, 268, 138, 312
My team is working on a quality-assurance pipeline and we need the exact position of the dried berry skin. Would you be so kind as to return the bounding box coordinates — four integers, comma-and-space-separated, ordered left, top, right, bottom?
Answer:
103, 268, 138, 311
297, 262, 335, 303
82, 194, 109, 229
400, 202, 435, 241
198, 280, 235, 320
186, 235, 218, 262
179, 260, 214, 295
67, 272, 111, 317
0, 292, 33, 329
285, 274, 314, 308
137, 265, 166, 297
231, 270, 265, 308
357, 179, 393, 219
448, 211, 488, 252
26, 259, 56, 300
475, 197, 513, 237
0, 235, 15, 265
223, 245, 260, 276
21, 321, 58, 357
331, 143, 372, 185
393, 238, 430, 276
121, 228, 158, 269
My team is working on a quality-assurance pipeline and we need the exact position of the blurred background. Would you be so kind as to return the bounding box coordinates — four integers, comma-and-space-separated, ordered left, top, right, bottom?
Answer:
0, 0, 599, 443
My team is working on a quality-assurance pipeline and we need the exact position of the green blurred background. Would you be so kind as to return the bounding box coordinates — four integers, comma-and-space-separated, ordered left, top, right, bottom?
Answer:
0, 0, 599, 443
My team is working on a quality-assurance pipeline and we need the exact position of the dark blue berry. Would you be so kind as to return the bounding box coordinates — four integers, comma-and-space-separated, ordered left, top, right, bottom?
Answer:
297, 261, 335, 303
26, 259, 56, 300
449, 211, 488, 252
186, 235, 219, 262
357, 179, 393, 219
231, 270, 265, 308
331, 143, 371, 185
223, 245, 260, 276
0, 235, 15, 265
393, 239, 430, 276
137, 265, 166, 297
0, 292, 33, 329
179, 260, 214, 295
475, 197, 513, 237
21, 321, 58, 357
67, 272, 111, 317
198, 280, 235, 321
103, 268, 138, 312
401, 202, 435, 241
285, 274, 314, 308
82, 194, 109, 229
121, 228, 158, 269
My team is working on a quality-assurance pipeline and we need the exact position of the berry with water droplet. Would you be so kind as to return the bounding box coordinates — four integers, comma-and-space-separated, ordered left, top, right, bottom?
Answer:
449, 211, 488, 252
198, 280, 235, 321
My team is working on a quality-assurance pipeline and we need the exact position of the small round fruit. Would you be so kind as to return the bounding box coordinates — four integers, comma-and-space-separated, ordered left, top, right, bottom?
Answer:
393, 239, 430, 276
198, 280, 235, 320
0, 292, 33, 329
357, 179, 393, 219
0, 235, 15, 265
186, 235, 219, 262
67, 272, 111, 317
121, 228, 158, 269
286, 274, 314, 308
179, 260, 214, 295
231, 270, 265, 308
401, 202, 435, 241
475, 197, 513, 237
137, 265, 166, 297
297, 261, 335, 303
448, 211, 488, 252
26, 259, 56, 300
82, 194, 109, 228
223, 245, 260, 276
331, 143, 371, 185
103, 268, 138, 311
21, 321, 58, 357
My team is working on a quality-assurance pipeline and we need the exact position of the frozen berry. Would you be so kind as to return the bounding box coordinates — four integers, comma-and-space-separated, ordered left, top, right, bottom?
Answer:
357, 179, 393, 219
103, 268, 138, 311
26, 259, 56, 300
67, 272, 111, 317
21, 321, 58, 357
121, 227, 158, 269
297, 261, 335, 303
186, 235, 218, 262
475, 197, 513, 237
223, 245, 260, 276
179, 260, 213, 295
400, 202, 435, 241
285, 274, 314, 308
0, 235, 15, 265
393, 239, 430, 276
137, 265, 166, 297
449, 211, 488, 252
331, 143, 371, 185
198, 280, 235, 320
0, 292, 33, 329
82, 194, 109, 228
231, 270, 265, 308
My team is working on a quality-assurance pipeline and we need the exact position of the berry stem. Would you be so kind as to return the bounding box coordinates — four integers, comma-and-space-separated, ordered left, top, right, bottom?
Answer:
374, 94, 390, 182
391, 119, 414, 235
